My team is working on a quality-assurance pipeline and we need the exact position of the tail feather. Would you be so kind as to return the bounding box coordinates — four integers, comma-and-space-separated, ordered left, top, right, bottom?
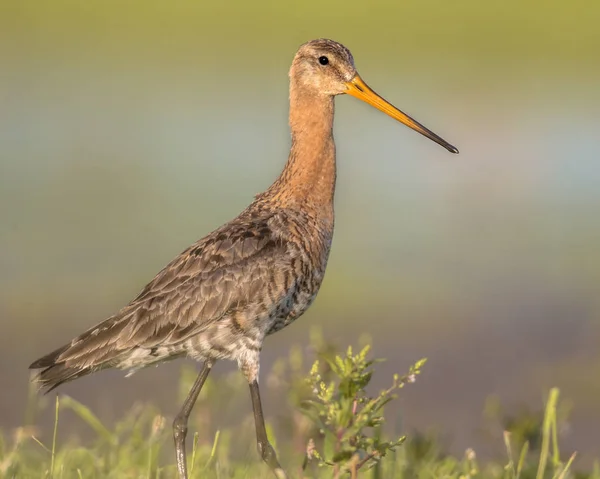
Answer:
29, 344, 70, 370
29, 301, 185, 392
29, 343, 97, 393
33, 363, 93, 393
29, 317, 129, 393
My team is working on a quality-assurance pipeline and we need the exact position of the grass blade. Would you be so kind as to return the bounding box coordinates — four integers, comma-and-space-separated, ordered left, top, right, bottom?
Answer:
516, 441, 529, 479
504, 431, 515, 478
203, 430, 221, 471
60, 395, 116, 445
50, 396, 59, 478
536, 388, 560, 479
189, 431, 199, 476
555, 452, 577, 479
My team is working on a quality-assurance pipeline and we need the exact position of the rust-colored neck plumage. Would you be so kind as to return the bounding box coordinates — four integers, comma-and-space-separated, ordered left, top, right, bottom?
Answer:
264, 82, 336, 220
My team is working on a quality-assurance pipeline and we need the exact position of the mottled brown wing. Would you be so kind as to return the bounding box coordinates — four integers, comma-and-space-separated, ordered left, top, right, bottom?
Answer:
30, 213, 296, 386
116, 216, 291, 349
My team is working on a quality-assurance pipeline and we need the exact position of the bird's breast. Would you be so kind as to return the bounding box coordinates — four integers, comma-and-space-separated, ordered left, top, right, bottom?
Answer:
266, 218, 333, 335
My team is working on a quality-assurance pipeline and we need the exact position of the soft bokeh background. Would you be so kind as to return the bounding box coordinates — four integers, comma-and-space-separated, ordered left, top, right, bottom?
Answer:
1, 0, 599, 465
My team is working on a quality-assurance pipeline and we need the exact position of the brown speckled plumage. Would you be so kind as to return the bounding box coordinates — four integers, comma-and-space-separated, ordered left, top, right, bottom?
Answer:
30, 39, 458, 478
31, 204, 330, 389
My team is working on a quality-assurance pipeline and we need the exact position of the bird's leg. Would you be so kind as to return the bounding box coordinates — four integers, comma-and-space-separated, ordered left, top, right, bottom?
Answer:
173, 361, 213, 479
248, 379, 288, 479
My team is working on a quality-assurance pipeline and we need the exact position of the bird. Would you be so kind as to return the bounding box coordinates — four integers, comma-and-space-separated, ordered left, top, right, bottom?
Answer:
29, 38, 458, 478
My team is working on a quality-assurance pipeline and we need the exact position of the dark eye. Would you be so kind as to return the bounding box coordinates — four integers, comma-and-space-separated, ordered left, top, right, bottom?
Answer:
318, 56, 329, 66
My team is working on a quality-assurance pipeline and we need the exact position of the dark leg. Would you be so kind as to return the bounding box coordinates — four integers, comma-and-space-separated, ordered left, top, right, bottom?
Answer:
249, 380, 288, 479
173, 361, 213, 479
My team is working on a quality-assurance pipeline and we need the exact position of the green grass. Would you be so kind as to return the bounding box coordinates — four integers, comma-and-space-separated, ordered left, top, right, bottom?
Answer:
2, 335, 597, 479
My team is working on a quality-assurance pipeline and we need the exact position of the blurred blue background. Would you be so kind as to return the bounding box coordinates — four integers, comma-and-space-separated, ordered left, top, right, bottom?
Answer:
1, 0, 599, 463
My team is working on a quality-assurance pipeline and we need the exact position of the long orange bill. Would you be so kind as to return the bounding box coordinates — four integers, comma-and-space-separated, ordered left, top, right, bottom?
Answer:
345, 75, 459, 154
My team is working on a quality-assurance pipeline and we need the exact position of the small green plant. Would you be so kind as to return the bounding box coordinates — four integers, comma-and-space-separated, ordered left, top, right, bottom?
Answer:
1, 336, 596, 478
300, 344, 426, 477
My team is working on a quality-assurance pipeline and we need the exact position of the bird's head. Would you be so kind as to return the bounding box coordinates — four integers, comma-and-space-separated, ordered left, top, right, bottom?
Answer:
290, 38, 458, 154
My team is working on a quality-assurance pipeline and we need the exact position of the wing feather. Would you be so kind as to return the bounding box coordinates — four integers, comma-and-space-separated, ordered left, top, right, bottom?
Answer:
30, 210, 298, 388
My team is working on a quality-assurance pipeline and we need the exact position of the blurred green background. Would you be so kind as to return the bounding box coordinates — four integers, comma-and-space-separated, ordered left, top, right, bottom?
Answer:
1, 0, 599, 465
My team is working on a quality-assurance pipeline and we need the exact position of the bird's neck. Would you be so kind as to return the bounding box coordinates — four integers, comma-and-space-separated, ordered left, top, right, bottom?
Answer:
264, 86, 336, 220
